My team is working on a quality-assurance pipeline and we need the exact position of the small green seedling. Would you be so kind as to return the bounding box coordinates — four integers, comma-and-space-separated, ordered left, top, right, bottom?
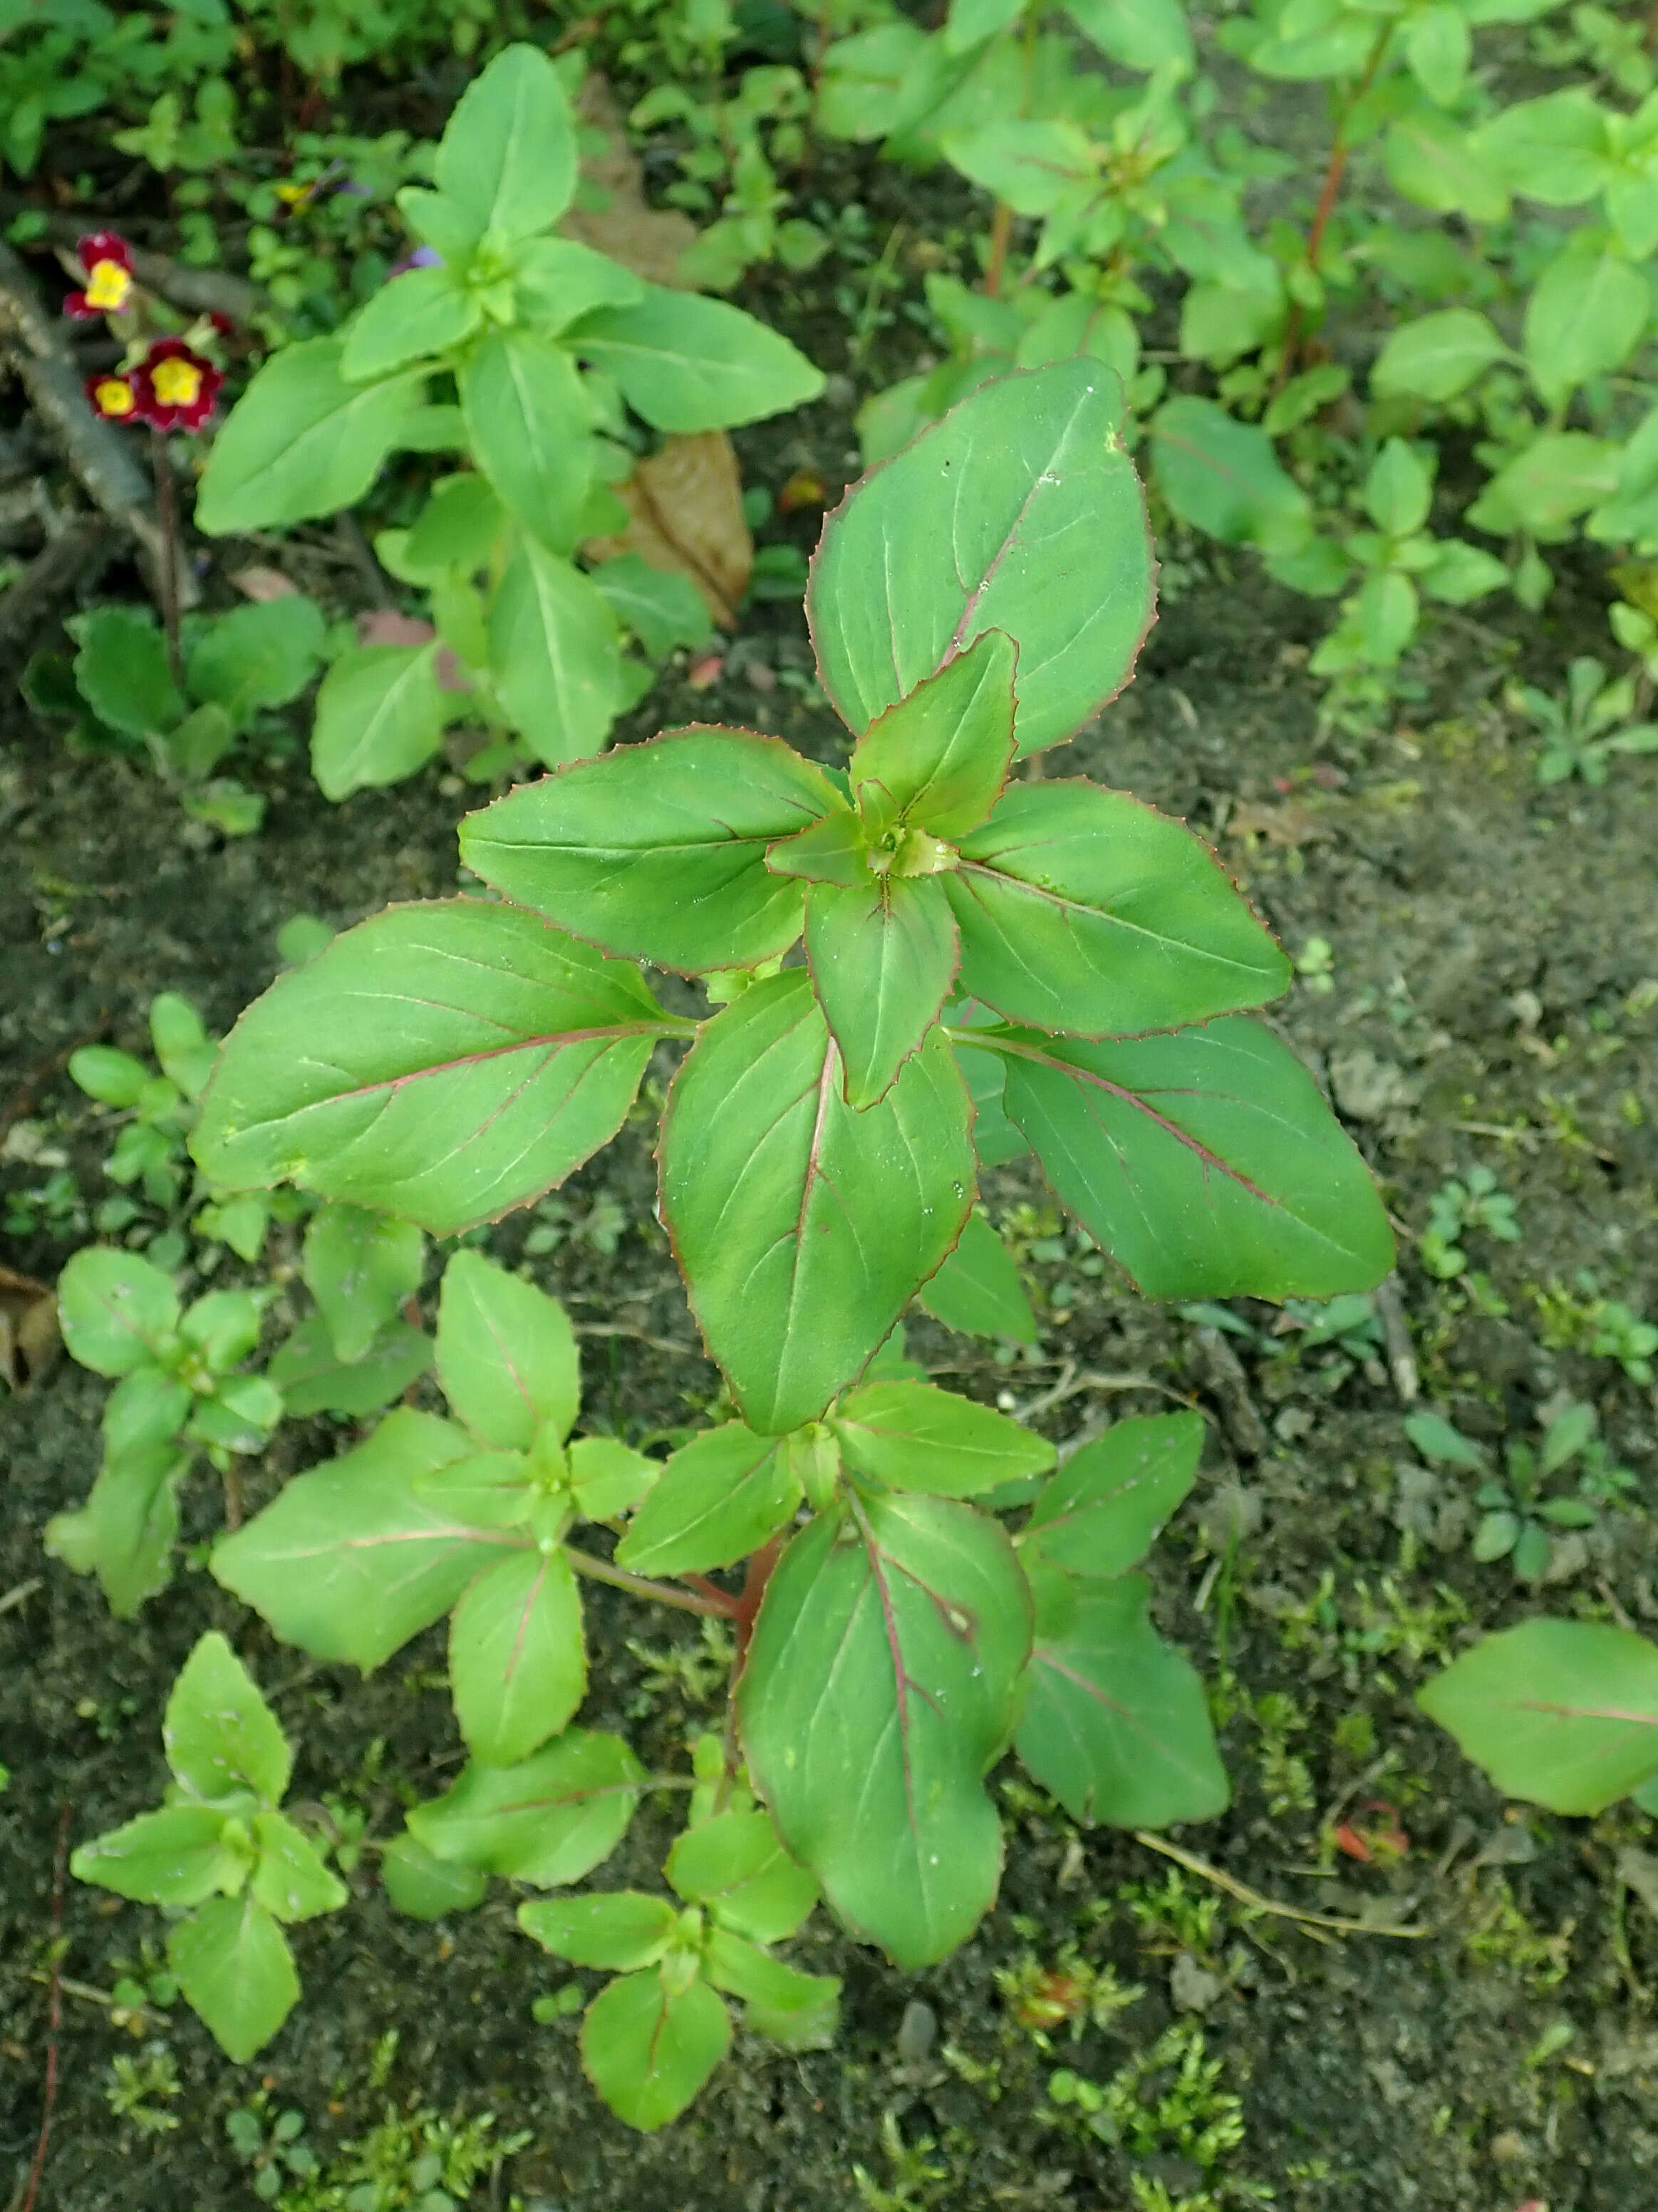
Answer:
31, 595, 330, 834
71, 994, 218, 1218
226, 2096, 319, 2201
1509, 657, 1658, 787
71, 1633, 346, 2060
194, 43, 824, 798
264, 1198, 434, 1421
1405, 1402, 1634, 1583
46, 1248, 281, 1611
1419, 1166, 1518, 1280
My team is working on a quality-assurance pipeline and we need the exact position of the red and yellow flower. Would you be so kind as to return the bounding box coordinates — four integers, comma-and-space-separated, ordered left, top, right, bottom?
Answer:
65, 230, 135, 321
86, 371, 140, 421
131, 337, 223, 432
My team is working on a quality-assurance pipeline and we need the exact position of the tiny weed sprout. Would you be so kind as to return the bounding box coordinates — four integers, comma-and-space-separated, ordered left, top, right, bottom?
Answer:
58, 357, 1394, 2124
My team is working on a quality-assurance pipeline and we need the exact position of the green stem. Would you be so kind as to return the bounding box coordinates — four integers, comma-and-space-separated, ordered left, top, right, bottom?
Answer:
564, 1545, 740, 1618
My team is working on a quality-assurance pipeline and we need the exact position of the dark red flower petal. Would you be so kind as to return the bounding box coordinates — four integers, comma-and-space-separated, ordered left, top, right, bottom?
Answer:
76, 229, 133, 276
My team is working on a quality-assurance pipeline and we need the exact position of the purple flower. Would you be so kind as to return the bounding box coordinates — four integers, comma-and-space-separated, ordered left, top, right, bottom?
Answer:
388, 244, 444, 277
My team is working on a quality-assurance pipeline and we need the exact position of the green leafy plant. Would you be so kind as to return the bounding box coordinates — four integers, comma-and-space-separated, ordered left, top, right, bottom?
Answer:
71, 1632, 347, 2059
1509, 655, 1658, 786
192, 42, 824, 799
226, 2095, 320, 2203
69, 358, 1397, 2121
45, 1247, 281, 1611
1418, 1164, 1518, 1279
1404, 1401, 1634, 1583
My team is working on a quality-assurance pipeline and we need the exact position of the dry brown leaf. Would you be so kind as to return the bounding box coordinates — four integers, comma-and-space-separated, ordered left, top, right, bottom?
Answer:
0, 1262, 58, 1392
559, 74, 698, 287
229, 564, 300, 601
355, 609, 468, 691
585, 432, 753, 628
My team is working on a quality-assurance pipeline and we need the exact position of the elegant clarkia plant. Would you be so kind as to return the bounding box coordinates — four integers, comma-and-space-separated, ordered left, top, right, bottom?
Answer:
77, 357, 1393, 2126
191, 42, 824, 799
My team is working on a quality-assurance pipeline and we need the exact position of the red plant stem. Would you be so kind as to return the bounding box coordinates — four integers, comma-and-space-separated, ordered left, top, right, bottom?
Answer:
1275, 21, 1393, 387
984, 200, 1014, 298
19, 1806, 71, 2212
731, 1534, 784, 1668
566, 1544, 739, 1618
150, 428, 183, 692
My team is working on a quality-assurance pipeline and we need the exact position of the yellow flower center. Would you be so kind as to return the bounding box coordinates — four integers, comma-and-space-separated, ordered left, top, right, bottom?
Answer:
85, 259, 131, 312
152, 357, 203, 408
93, 377, 135, 418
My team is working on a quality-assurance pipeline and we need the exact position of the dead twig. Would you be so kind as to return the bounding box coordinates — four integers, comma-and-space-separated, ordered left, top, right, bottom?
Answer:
1, 209, 266, 323
1372, 1275, 1419, 1405
1133, 1828, 1434, 1942
0, 1577, 43, 1617
18, 1806, 71, 2212
0, 509, 110, 663
0, 238, 196, 614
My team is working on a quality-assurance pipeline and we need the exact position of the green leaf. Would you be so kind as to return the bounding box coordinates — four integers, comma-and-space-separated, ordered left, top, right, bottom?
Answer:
1385, 112, 1510, 222
1478, 87, 1610, 205
519, 1891, 677, 1968
738, 1492, 1030, 1968
809, 360, 1152, 758
512, 236, 644, 333
57, 1248, 178, 1375
403, 472, 504, 578
1016, 1573, 1229, 1826
249, 1811, 348, 1923
948, 782, 1288, 1038
591, 552, 713, 661
448, 1547, 585, 1764
1364, 440, 1434, 537
1021, 1412, 1203, 1579
581, 1970, 731, 2131
168, 1896, 299, 2063
44, 1441, 192, 1616
380, 1831, 489, 1919
571, 284, 824, 432
763, 810, 869, 888
1523, 247, 1649, 404
1465, 434, 1621, 538
1420, 540, 1508, 606
103, 1368, 191, 1460
1371, 308, 1507, 402
660, 971, 975, 1432
487, 539, 624, 765
462, 730, 836, 974
341, 266, 481, 382
1149, 396, 1310, 552
436, 1249, 579, 1450
212, 1409, 506, 1670
805, 875, 960, 1108
615, 1424, 799, 1576
938, 118, 1097, 216
995, 1017, 1394, 1298
266, 1314, 432, 1420
69, 1044, 150, 1107
460, 329, 594, 554
1607, 168, 1658, 260
917, 1211, 1037, 1342
187, 596, 327, 723
434, 41, 576, 239
302, 1201, 424, 1365
310, 642, 453, 801
71, 1805, 239, 1907
832, 1378, 1055, 1497
195, 340, 428, 535
703, 1931, 841, 2047
409, 1730, 643, 1885
1404, 2, 1470, 103
943, 0, 1025, 55
1404, 1411, 1486, 1469
71, 606, 182, 737
193, 898, 663, 1237
164, 1630, 291, 1805
1064, 0, 1193, 73
666, 1809, 817, 1942
1419, 1620, 1658, 1814
849, 629, 1017, 840
567, 1436, 658, 1521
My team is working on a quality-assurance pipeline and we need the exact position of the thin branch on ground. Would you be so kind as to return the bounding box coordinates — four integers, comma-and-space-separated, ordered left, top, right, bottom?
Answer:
1133, 1828, 1434, 1941
18, 1805, 71, 2212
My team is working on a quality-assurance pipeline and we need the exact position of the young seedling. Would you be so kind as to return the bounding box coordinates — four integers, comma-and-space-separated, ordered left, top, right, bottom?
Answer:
1510, 656, 1658, 787
1404, 1402, 1634, 1583
71, 1633, 346, 2059
1419, 1165, 1518, 1280
46, 1249, 281, 1611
